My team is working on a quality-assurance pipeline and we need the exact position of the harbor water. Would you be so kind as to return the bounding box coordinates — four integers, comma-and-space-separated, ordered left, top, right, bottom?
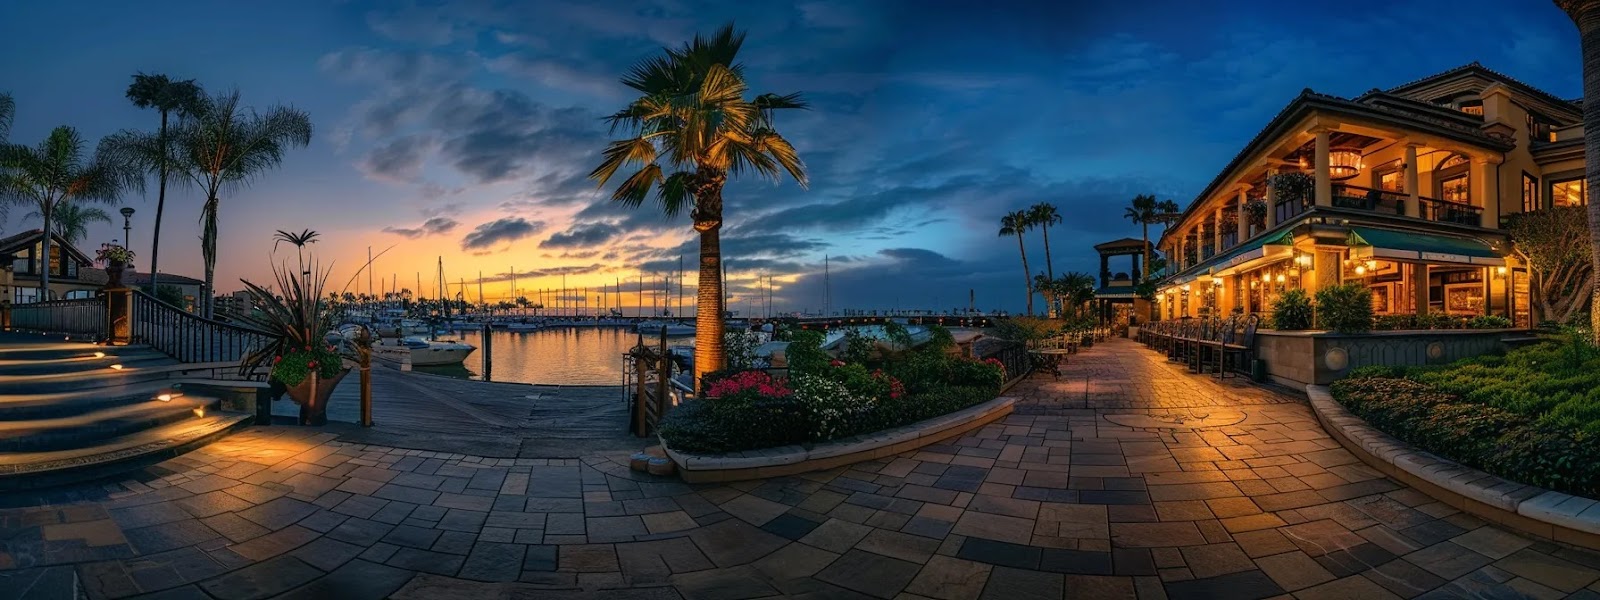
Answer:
416, 326, 693, 385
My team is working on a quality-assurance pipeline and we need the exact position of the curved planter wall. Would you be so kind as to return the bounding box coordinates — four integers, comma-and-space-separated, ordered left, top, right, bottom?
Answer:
664, 396, 1016, 483
1307, 385, 1600, 551
1257, 329, 1517, 387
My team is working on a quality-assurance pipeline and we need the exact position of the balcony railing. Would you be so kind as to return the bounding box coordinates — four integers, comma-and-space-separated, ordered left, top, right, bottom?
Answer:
1201, 243, 1215, 259
1220, 231, 1238, 250
1274, 196, 1308, 224
1331, 184, 1405, 216
1422, 198, 1482, 226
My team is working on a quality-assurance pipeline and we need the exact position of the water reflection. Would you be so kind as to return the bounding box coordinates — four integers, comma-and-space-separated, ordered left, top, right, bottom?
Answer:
414, 327, 694, 386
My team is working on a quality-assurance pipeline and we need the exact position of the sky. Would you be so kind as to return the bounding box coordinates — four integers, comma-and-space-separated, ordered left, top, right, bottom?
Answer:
0, 0, 1583, 315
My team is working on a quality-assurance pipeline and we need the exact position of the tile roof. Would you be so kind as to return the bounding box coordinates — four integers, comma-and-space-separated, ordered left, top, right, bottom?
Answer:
1385, 62, 1581, 118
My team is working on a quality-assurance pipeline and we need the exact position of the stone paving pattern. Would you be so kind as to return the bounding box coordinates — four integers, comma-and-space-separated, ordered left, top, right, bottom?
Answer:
4, 338, 1600, 599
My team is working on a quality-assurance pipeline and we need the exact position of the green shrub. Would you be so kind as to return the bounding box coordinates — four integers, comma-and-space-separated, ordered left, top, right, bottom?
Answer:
658, 396, 812, 454
1468, 315, 1513, 329
948, 357, 1004, 395
786, 330, 828, 375
1315, 283, 1373, 333
1270, 289, 1313, 330
271, 347, 343, 387
881, 321, 915, 352
1372, 314, 1416, 331
840, 329, 876, 365
993, 316, 1056, 344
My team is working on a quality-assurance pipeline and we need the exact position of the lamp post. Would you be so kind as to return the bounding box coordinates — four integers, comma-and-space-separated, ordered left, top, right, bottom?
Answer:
120, 207, 135, 254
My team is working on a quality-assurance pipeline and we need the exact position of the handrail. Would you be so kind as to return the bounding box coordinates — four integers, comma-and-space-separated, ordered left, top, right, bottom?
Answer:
1331, 183, 1406, 215
130, 289, 280, 365
1420, 197, 1482, 226
8, 297, 105, 337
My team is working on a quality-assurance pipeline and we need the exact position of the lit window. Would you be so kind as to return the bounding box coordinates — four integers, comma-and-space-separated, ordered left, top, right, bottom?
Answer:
1552, 178, 1588, 207
1523, 174, 1539, 212
1379, 170, 1403, 192
1460, 105, 1483, 115
1441, 175, 1470, 204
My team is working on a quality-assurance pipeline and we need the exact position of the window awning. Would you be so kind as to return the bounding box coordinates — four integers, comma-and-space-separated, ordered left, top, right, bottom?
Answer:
1346, 227, 1505, 266
1210, 230, 1295, 277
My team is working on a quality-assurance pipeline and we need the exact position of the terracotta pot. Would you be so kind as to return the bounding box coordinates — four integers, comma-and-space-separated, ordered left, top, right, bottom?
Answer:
106, 261, 125, 288
283, 367, 349, 426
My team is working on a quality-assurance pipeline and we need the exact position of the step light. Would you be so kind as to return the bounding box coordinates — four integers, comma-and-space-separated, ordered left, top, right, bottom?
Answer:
110, 364, 124, 370
93, 352, 106, 358
156, 392, 184, 402
193, 407, 205, 417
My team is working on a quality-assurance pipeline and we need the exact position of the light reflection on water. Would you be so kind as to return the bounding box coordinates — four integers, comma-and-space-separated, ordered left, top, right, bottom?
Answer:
414, 327, 694, 386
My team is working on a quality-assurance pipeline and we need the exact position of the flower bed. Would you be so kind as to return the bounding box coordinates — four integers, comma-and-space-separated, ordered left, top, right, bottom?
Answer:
659, 327, 1005, 454
1328, 334, 1600, 498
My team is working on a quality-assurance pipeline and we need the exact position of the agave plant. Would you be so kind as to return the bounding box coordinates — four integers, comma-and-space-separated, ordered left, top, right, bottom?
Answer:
235, 254, 339, 388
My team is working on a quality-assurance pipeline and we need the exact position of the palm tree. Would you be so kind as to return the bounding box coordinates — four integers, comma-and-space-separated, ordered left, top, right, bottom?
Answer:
26, 202, 112, 246
0, 92, 12, 143
999, 210, 1033, 315
589, 23, 808, 391
1123, 194, 1160, 277
1557, 0, 1600, 342
1028, 203, 1061, 280
122, 73, 203, 296
272, 228, 320, 277
169, 90, 312, 318
0, 127, 141, 298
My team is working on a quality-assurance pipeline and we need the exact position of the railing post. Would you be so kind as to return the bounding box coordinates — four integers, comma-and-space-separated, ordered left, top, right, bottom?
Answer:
357, 328, 373, 427
656, 326, 669, 424
106, 288, 133, 345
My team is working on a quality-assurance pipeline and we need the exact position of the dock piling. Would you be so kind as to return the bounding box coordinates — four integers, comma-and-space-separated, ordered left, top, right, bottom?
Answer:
482, 322, 493, 381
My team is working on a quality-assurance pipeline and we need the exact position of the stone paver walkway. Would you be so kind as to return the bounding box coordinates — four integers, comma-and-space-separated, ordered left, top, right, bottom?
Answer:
5, 338, 1600, 599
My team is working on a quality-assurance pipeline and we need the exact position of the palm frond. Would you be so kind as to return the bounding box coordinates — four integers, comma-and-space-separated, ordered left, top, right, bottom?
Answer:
611, 163, 664, 208
657, 171, 694, 217
0, 92, 12, 142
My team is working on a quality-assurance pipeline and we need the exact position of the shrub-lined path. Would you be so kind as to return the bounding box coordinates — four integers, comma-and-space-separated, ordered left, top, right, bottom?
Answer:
5, 338, 1600, 599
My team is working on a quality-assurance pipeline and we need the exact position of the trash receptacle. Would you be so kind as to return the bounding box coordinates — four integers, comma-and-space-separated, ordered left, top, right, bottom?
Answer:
1250, 359, 1267, 382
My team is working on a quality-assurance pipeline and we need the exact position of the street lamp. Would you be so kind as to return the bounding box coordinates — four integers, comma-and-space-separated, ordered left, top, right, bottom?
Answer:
120, 207, 135, 253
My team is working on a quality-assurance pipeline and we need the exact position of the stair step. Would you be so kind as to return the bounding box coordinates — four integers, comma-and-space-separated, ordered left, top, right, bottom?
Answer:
0, 380, 192, 421
0, 361, 243, 394
0, 341, 153, 361
0, 397, 221, 452
0, 351, 171, 376
0, 412, 253, 489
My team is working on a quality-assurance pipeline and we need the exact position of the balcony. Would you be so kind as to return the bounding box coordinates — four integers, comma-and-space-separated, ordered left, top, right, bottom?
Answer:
1421, 198, 1482, 227
1331, 184, 1405, 216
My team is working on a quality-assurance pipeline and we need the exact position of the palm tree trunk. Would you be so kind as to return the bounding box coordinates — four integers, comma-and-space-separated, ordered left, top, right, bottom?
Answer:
201, 196, 219, 318
1141, 222, 1151, 277
1579, 1, 1600, 342
39, 207, 53, 301
1042, 225, 1054, 280
1016, 233, 1032, 316
149, 110, 168, 295
693, 216, 726, 394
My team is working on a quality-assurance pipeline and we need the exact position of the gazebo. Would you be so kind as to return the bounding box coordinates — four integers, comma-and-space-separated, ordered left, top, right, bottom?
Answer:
1092, 238, 1152, 331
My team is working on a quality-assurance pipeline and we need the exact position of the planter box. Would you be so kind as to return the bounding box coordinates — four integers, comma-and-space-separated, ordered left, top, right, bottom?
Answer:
1256, 328, 1520, 388
663, 396, 1016, 483
1308, 385, 1600, 550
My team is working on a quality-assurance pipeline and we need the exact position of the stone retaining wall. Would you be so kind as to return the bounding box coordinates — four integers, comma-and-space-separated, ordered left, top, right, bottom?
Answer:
1257, 329, 1515, 387
664, 396, 1016, 483
1307, 385, 1600, 551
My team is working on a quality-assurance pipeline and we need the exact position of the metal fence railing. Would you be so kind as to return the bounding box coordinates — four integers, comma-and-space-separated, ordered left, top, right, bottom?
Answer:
9, 297, 106, 338
130, 290, 277, 365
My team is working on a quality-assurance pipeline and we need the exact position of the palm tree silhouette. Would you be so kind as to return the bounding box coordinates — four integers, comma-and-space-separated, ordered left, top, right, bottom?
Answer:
27, 203, 112, 247
122, 73, 203, 295
999, 210, 1033, 316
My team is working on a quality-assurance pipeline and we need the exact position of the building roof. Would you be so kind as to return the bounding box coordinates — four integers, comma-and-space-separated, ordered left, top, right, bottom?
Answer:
124, 271, 206, 287
0, 229, 95, 265
1385, 62, 1581, 121
1093, 238, 1150, 253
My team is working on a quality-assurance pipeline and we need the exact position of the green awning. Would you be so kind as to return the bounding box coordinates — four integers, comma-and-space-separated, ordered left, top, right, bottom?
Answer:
1347, 227, 1504, 266
1209, 230, 1295, 275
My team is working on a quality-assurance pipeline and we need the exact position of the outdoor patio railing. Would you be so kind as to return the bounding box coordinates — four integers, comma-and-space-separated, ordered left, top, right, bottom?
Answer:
8, 297, 105, 338
1421, 197, 1482, 226
130, 290, 277, 364
979, 340, 1032, 385
1331, 184, 1406, 215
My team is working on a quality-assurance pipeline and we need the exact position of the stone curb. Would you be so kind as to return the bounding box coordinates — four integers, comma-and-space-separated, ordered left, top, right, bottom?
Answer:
662, 396, 1017, 483
1307, 384, 1600, 550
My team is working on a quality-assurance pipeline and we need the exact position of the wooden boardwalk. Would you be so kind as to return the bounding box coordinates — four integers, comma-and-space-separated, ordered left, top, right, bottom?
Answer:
269, 365, 639, 458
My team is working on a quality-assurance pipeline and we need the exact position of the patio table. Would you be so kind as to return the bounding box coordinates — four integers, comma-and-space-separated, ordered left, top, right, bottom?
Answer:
1030, 348, 1072, 379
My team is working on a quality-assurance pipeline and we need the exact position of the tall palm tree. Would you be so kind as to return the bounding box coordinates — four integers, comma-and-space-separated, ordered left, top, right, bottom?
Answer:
169, 90, 312, 317
0, 127, 141, 298
999, 210, 1033, 315
1029, 202, 1061, 279
589, 23, 808, 391
26, 202, 112, 246
123, 73, 203, 295
1123, 194, 1159, 277
1557, 0, 1600, 342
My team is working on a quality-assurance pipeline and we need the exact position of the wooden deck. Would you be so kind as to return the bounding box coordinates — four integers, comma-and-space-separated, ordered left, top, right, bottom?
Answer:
269, 365, 638, 458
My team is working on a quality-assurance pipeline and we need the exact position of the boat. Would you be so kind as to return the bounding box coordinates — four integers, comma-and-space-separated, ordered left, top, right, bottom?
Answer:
371, 336, 477, 367
635, 320, 694, 336
506, 321, 543, 332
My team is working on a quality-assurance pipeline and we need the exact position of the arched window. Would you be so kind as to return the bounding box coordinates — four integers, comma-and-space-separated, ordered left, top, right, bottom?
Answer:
1434, 153, 1470, 204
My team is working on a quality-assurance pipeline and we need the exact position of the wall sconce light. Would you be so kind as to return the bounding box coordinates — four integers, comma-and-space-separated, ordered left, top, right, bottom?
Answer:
1212, 279, 1223, 287
1364, 259, 1377, 271
1354, 265, 1367, 275
1296, 253, 1313, 268
1250, 280, 1259, 289
1261, 273, 1271, 282
1276, 274, 1286, 283
1496, 266, 1508, 277
1182, 284, 1192, 292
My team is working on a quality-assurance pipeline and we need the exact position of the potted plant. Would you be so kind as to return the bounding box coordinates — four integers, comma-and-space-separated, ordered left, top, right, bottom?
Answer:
96, 243, 135, 288
236, 233, 346, 425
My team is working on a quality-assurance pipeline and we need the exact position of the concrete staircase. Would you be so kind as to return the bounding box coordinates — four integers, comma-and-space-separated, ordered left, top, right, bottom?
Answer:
0, 333, 252, 489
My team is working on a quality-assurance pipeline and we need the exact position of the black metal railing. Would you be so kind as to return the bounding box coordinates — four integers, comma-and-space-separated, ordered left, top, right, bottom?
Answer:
130, 290, 278, 364
978, 340, 1032, 385
1273, 196, 1308, 224
1220, 231, 1239, 250
8, 297, 105, 337
1331, 184, 1406, 216
1421, 198, 1483, 226
1201, 243, 1215, 260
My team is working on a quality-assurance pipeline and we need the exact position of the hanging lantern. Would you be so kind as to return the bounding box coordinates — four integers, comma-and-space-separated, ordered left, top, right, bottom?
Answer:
1328, 149, 1363, 181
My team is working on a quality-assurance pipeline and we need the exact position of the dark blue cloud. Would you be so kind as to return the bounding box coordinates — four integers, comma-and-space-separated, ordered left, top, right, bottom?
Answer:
460, 217, 546, 250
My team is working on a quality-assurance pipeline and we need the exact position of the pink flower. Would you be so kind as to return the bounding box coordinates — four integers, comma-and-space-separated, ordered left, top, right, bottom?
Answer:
829, 359, 845, 367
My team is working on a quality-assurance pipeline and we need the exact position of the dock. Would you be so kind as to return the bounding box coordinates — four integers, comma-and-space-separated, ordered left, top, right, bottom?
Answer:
269, 364, 637, 459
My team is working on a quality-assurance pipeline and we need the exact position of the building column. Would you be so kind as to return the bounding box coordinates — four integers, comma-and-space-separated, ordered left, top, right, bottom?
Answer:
1217, 279, 1231, 316
1099, 255, 1109, 288
1313, 128, 1332, 207
1242, 275, 1253, 315
1404, 144, 1421, 218
1410, 263, 1429, 315
1264, 167, 1280, 229
1472, 156, 1498, 228
1213, 207, 1224, 252
1305, 247, 1341, 297
1236, 186, 1250, 240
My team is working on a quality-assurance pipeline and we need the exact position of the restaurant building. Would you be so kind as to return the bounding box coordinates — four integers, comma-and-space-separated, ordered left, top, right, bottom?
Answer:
1154, 63, 1583, 327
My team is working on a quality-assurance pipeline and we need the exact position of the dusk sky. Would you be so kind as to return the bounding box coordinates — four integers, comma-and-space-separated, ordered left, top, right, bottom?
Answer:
0, 0, 1582, 314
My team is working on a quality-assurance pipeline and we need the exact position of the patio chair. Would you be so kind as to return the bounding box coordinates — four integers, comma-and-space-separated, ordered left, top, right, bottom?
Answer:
1188, 318, 1218, 373
1222, 315, 1260, 376
1212, 315, 1240, 379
